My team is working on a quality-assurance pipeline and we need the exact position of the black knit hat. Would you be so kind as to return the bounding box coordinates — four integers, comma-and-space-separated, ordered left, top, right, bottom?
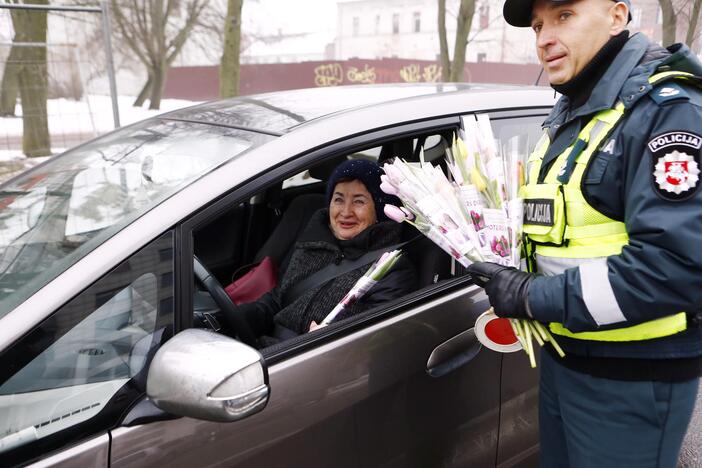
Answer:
503, 0, 632, 27
325, 159, 400, 221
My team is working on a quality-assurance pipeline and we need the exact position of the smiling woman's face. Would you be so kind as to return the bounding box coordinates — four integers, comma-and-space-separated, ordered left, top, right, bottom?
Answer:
329, 179, 377, 240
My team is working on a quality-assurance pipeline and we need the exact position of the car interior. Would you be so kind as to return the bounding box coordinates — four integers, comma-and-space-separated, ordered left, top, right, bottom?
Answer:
191, 113, 544, 352
192, 129, 465, 350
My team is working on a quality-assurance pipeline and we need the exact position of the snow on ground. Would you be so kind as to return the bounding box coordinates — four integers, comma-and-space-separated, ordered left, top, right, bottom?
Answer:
0, 95, 200, 183
1, 95, 199, 138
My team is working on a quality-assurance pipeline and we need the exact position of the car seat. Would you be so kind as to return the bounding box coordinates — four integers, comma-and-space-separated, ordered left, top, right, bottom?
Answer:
253, 155, 347, 274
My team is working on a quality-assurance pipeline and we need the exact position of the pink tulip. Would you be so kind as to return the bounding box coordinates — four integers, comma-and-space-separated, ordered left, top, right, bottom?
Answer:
384, 204, 407, 223
383, 163, 405, 184
380, 181, 399, 196
399, 206, 415, 221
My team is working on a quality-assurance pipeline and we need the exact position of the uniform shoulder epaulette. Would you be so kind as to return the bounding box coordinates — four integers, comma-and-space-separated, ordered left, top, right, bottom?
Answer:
648, 81, 690, 106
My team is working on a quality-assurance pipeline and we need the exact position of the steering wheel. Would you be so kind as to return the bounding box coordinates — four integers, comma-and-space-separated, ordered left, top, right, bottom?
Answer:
193, 256, 259, 347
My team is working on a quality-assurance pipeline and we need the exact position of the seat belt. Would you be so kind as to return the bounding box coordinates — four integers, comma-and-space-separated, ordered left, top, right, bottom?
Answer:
283, 237, 416, 306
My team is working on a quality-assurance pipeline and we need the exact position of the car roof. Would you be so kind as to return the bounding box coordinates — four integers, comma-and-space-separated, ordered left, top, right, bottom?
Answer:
159, 83, 544, 135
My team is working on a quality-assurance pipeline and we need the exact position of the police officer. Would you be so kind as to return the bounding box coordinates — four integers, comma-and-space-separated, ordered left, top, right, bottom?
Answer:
467, 0, 702, 466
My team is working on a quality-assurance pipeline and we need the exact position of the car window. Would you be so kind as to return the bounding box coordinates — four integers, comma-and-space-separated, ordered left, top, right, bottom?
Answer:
491, 114, 545, 162
449, 114, 545, 276
0, 231, 174, 464
190, 130, 455, 347
0, 120, 272, 321
190, 118, 545, 351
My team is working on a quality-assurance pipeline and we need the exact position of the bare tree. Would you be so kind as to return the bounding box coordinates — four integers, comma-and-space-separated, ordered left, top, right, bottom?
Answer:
0, 39, 20, 116
110, 0, 207, 110
657, 0, 702, 49
659, 0, 678, 45
438, 0, 477, 82
3, 0, 51, 156
0, 0, 21, 116
219, 0, 244, 98
684, 0, 702, 48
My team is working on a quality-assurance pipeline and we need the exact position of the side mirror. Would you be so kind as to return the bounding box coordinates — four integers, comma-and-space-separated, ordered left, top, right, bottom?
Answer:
146, 329, 269, 422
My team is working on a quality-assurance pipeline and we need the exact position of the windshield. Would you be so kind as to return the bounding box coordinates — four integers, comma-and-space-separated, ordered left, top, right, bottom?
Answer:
0, 119, 272, 318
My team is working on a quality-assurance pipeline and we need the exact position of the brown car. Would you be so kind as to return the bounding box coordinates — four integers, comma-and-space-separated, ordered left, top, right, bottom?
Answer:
0, 84, 555, 467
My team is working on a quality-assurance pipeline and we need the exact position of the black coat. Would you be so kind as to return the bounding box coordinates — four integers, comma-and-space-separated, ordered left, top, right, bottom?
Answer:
239, 209, 417, 346
528, 34, 702, 362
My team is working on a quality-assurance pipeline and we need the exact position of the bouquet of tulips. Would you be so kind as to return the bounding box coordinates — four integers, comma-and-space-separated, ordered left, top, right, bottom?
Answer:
380, 115, 564, 368
319, 249, 404, 327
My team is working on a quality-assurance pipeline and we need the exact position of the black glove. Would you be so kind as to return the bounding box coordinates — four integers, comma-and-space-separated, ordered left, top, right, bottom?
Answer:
467, 262, 535, 319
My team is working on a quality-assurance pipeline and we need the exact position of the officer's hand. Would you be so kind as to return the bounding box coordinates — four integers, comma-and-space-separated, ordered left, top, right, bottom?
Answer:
467, 261, 536, 319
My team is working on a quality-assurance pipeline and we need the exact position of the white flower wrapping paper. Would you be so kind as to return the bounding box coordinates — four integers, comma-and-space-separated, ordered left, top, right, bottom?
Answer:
380, 114, 565, 367
320, 250, 403, 326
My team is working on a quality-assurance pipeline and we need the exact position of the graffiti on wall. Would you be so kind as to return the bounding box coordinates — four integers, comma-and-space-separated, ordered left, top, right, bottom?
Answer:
399, 64, 442, 83
314, 64, 344, 87
347, 64, 377, 84
314, 62, 441, 87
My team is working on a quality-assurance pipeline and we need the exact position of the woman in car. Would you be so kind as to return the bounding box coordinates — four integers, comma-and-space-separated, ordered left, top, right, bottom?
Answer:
233, 159, 417, 347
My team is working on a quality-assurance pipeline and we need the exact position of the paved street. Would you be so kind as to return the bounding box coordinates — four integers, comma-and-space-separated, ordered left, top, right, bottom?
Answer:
680, 380, 702, 467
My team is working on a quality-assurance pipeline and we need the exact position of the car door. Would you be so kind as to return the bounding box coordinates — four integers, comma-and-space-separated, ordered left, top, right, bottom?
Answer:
107, 112, 547, 468
0, 232, 176, 467
489, 112, 549, 467
106, 117, 498, 468
350, 111, 548, 467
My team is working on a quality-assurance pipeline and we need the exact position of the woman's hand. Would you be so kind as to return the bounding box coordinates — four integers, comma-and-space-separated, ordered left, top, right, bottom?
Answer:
308, 321, 327, 332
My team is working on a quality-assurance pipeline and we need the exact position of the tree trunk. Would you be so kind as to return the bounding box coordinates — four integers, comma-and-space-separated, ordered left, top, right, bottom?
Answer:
0, 41, 20, 116
13, 0, 51, 157
686, 0, 702, 47
148, 63, 166, 110
111, 0, 206, 110
659, 0, 677, 46
133, 74, 153, 107
438, 0, 451, 81
219, 0, 244, 98
449, 0, 477, 82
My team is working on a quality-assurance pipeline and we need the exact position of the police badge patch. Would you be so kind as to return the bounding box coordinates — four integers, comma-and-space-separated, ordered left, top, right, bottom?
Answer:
648, 131, 702, 201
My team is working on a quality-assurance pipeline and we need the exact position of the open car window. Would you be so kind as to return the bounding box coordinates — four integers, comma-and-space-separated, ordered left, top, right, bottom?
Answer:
190, 114, 545, 353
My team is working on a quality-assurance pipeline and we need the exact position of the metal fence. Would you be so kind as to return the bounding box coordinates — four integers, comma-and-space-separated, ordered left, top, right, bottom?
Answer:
0, 2, 118, 180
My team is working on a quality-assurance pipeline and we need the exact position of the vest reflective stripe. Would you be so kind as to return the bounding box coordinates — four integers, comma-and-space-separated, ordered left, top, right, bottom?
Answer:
549, 312, 688, 342
579, 258, 626, 326
535, 254, 603, 276
522, 71, 695, 342
536, 232, 629, 259
649, 70, 696, 84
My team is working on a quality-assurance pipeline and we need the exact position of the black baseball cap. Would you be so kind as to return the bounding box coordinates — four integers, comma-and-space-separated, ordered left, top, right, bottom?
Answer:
503, 0, 632, 27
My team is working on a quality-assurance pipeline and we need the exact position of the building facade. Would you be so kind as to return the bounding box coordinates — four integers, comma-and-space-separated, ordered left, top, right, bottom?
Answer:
334, 0, 700, 65
335, 0, 538, 64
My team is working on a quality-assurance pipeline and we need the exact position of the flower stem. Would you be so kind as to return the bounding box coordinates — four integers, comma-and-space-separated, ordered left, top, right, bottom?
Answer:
529, 321, 545, 347
523, 320, 536, 368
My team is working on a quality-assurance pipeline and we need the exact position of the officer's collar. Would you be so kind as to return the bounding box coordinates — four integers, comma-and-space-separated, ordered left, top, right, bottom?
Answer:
552, 31, 630, 109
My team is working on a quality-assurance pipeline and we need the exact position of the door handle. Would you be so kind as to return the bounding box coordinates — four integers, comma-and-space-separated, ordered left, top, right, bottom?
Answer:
426, 328, 482, 378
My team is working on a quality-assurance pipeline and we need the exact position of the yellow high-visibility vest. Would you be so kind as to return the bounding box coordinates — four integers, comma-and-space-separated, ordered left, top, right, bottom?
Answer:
520, 71, 698, 341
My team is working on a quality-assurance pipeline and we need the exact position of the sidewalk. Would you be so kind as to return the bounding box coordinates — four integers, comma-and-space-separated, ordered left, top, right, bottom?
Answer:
680, 380, 702, 467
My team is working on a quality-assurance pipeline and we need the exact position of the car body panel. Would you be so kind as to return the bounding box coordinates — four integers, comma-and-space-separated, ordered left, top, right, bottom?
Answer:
496, 353, 540, 467
27, 434, 109, 468
110, 284, 498, 467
